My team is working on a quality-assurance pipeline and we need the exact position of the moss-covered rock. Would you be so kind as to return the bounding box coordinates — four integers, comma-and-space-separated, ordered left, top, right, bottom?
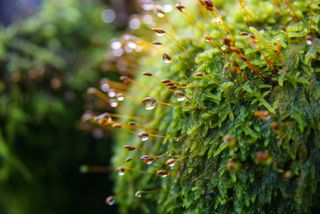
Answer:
109, 0, 320, 213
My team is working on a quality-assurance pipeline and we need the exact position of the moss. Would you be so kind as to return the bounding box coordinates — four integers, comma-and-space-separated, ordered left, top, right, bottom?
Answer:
110, 0, 320, 213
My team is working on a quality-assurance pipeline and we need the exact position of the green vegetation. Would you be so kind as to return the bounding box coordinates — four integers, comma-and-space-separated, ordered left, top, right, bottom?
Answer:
0, 0, 115, 213
108, 0, 320, 213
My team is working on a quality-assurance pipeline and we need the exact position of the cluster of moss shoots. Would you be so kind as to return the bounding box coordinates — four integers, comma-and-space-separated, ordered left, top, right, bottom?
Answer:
87, 0, 320, 213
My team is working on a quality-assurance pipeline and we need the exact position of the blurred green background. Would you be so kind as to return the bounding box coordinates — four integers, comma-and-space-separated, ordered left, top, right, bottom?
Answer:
0, 0, 119, 213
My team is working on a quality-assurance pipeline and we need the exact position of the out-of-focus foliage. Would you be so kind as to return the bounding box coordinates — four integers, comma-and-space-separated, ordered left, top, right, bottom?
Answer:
0, 0, 115, 213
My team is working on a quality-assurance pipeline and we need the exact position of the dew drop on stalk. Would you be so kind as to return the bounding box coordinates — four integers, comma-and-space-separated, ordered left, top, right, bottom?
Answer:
156, 9, 165, 18
204, 35, 213, 43
142, 97, 157, 110
116, 93, 125, 101
128, 120, 136, 126
105, 196, 115, 206
108, 90, 116, 98
140, 155, 154, 164
156, 169, 169, 178
162, 53, 172, 63
173, 137, 180, 142
115, 166, 126, 176
212, 17, 222, 24
100, 78, 110, 92
135, 191, 142, 198
109, 98, 118, 108
306, 35, 313, 45
165, 158, 177, 168
152, 28, 166, 37
111, 40, 121, 50
138, 131, 150, 141
174, 91, 186, 102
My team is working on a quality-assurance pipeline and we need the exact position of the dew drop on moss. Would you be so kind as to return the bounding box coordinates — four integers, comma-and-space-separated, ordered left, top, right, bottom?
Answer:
142, 97, 157, 110
140, 155, 154, 164
156, 169, 169, 178
165, 158, 176, 168
105, 196, 115, 206
138, 131, 150, 141
115, 167, 126, 176
162, 53, 172, 63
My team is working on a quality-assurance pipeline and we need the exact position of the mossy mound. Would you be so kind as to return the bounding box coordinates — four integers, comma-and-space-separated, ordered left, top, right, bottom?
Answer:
111, 1, 320, 213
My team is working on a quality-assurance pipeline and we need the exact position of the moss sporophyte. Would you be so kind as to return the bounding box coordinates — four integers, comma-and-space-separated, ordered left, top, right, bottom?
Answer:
89, 0, 320, 213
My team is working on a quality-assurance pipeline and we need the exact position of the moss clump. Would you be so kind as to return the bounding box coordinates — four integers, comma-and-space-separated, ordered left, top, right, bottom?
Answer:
109, 0, 320, 213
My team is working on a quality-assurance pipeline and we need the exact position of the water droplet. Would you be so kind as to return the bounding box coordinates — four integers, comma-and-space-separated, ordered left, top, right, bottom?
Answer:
115, 167, 126, 176
108, 90, 116, 98
165, 158, 177, 168
140, 155, 154, 164
204, 35, 212, 43
93, 129, 104, 139
129, 17, 141, 30
174, 91, 186, 102
135, 191, 142, 198
138, 131, 150, 141
100, 79, 110, 92
306, 38, 312, 45
163, 4, 173, 13
162, 53, 172, 63
212, 17, 222, 24
96, 113, 113, 124
105, 196, 115, 206
111, 40, 122, 50
156, 9, 165, 18
173, 137, 180, 142
101, 9, 116, 23
112, 48, 123, 57
109, 98, 118, 108
142, 97, 157, 110
116, 93, 125, 101
152, 28, 166, 37
128, 121, 136, 126
176, 2, 185, 12
156, 169, 169, 178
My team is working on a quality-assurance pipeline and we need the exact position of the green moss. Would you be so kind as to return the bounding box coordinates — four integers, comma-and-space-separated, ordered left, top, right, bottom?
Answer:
111, 0, 320, 213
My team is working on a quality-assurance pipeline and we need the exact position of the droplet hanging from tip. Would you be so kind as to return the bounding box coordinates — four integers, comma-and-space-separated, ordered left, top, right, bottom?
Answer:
152, 28, 166, 37
138, 131, 150, 142
142, 97, 157, 110
156, 169, 169, 178
115, 166, 126, 176
162, 53, 172, 63
105, 196, 115, 206
165, 158, 177, 168
140, 155, 155, 164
